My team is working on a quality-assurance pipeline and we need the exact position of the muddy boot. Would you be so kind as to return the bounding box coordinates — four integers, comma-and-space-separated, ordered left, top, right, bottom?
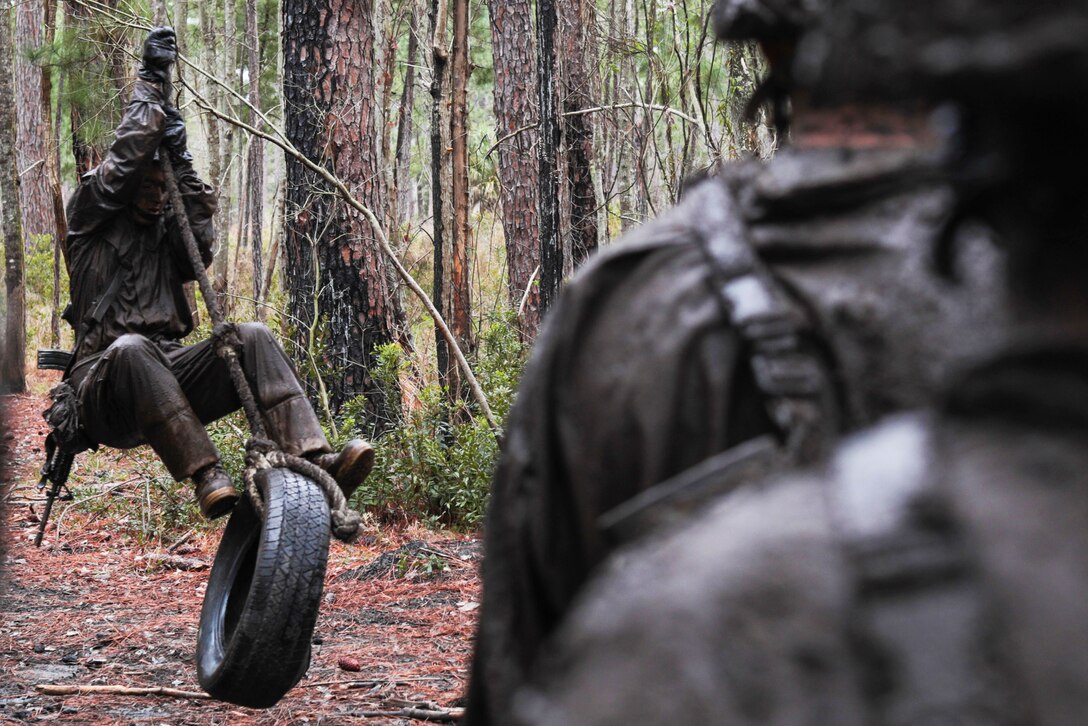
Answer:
193, 463, 239, 520
309, 439, 376, 501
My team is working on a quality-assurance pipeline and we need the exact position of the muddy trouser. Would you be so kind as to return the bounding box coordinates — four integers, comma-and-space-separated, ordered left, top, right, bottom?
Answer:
69, 323, 330, 481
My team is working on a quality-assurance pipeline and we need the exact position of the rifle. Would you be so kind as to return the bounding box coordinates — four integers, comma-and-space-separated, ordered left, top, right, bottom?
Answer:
34, 431, 75, 547
34, 348, 77, 547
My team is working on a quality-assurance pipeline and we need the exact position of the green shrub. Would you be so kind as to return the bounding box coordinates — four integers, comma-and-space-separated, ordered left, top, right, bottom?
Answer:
355, 313, 526, 529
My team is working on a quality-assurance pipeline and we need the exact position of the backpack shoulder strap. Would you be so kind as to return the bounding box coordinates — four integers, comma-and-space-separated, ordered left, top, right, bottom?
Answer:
688, 176, 837, 461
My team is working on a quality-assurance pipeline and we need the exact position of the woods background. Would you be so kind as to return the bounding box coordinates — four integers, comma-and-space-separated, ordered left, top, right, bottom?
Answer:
1, 0, 770, 527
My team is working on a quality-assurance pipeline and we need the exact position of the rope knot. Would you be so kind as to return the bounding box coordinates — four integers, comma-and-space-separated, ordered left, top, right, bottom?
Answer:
240, 443, 362, 544
212, 322, 243, 357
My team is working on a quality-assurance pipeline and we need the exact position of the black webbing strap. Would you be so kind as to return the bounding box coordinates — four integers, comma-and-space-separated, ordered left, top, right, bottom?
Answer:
89, 268, 124, 325
689, 177, 834, 462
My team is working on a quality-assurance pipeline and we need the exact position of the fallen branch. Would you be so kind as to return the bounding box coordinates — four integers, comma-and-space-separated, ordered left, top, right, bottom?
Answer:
419, 546, 469, 563
35, 684, 209, 699
134, 552, 209, 571
357, 707, 464, 722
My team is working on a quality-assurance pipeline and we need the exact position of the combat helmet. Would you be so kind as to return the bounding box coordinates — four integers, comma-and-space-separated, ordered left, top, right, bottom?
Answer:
793, 0, 1088, 105
711, 0, 825, 133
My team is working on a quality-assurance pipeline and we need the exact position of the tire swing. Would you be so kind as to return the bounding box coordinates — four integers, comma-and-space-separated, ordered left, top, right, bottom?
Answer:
160, 133, 361, 708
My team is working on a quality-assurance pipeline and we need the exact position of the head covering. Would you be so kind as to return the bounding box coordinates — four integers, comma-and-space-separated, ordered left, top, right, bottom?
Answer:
794, 0, 1088, 106
712, 0, 822, 42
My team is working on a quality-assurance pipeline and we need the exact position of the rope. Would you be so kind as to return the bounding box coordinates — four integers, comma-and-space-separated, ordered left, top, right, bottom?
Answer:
243, 438, 362, 543
161, 79, 354, 541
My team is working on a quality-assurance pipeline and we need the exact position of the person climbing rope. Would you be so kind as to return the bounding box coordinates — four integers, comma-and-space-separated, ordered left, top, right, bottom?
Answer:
60, 27, 374, 520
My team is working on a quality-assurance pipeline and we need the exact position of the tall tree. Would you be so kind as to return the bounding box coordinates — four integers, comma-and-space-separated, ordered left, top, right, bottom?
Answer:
486, 0, 541, 338
449, 0, 472, 356
558, 0, 599, 269
214, 0, 239, 311
41, 0, 67, 347
1, 0, 26, 393
392, 0, 420, 224
535, 0, 562, 315
200, 0, 227, 301
283, 0, 409, 426
244, 0, 263, 313
14, 0, 53, 243
429, 0, 455, 390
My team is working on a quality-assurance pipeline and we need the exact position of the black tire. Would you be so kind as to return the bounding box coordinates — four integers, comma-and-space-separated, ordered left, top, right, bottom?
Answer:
197, 467, 331, 708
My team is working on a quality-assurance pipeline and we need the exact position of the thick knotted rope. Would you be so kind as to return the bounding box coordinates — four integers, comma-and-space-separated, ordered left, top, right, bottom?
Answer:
161, 81, 356, 543
243, 438, 362, 543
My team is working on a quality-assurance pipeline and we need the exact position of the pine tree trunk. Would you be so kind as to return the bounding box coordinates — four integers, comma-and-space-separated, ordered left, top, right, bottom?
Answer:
536, 0, 562, 315
244, 0, 263, 315
393, 0, 420, 226
259, 180, 285, 322
558, 0, 599, 270
449, 0, 473, 357
199, 0, 224, 296
64, 1, 103, 177
41, 0, 66, 347
486, 0, 541, 338
1, 0, 27, 393
430, 0, 455, 391
215, 0, 237, 312
14, 0, 53, 242
283, 0, 408, 427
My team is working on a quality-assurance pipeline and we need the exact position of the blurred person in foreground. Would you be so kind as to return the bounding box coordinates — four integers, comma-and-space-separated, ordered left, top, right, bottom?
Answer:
464, 1, 1010, 722
521, 1, 1088, 723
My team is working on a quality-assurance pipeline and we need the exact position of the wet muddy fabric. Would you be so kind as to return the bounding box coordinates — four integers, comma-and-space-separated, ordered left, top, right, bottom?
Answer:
521, 347, 1088, 725
464, 147, 1007, 726
64, 78, 329, 478
66, 78, 216, 363
69, 325, 328, 481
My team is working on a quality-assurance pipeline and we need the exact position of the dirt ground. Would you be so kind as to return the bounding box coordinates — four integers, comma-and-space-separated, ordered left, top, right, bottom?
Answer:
0, 383, 482, 725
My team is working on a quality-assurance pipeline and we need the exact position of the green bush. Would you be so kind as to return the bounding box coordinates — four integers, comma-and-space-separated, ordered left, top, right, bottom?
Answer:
355, 313, 526, 529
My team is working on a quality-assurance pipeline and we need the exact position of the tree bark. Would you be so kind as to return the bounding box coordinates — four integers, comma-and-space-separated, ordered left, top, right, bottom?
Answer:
486, 0, 541, 338
536, 0, 562, 315
393, 0, 420, 226
429, 0, 455, 391
1, 0, 27, 393
41, 0, 66, 347
215, 0, 238, 314
200, 0, 226, 303
244, 0, 263, 315
449, 0, 472, 356
559, 0, 599, 270
283, 0, 409, 427
14, 0, 53, 243
259, 180, 285, 321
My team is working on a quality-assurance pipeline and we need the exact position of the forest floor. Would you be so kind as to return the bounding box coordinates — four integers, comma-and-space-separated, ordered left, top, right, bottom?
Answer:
0, 376, 481, 725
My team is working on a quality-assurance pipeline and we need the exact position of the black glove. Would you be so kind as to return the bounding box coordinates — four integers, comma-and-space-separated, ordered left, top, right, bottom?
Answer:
161, 105, 192, 164
138, 27, 177, 85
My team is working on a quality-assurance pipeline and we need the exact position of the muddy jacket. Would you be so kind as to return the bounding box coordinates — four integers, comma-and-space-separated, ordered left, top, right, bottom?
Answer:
522, 344, 1088, 725
66, 78, 216, 366
465, 146, 1007, 725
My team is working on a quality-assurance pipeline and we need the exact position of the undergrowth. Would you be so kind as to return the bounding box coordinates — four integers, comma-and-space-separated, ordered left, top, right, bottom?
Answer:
346, 313, 525, 530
